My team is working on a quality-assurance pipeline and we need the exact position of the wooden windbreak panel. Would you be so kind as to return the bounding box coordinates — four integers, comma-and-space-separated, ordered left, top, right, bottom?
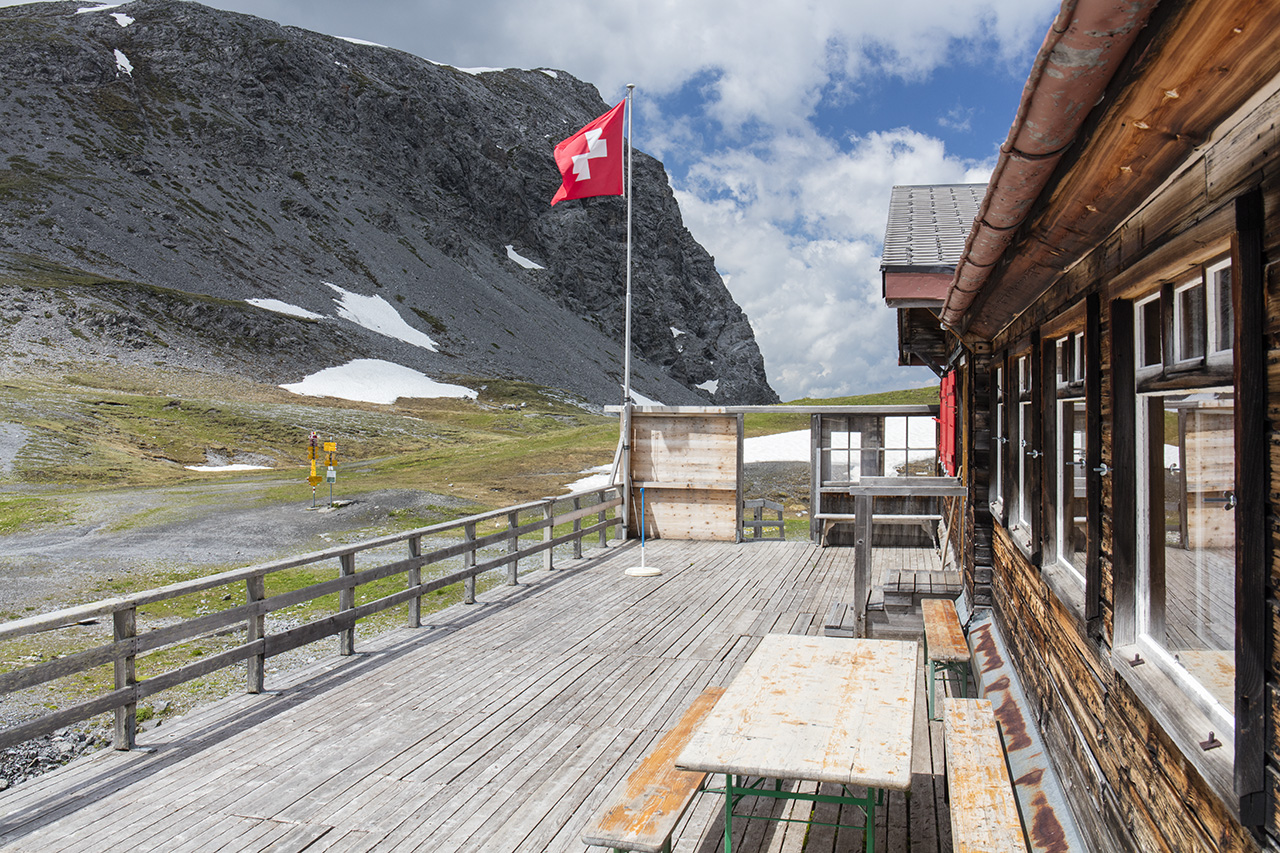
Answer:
630, 413, 742, 541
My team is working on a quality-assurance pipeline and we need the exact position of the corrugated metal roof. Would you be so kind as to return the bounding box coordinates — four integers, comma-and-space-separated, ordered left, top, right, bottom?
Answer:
881, 184, 986, 270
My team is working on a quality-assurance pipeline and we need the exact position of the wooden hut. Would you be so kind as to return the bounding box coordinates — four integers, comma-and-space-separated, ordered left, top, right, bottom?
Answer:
884, 0, 1280, 849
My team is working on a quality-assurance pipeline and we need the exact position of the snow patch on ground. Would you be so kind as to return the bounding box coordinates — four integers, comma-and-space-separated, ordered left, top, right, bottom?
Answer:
246, 298, 324, 320
630, 390, 662, 407
326, 283, 438, 352
696, 379, 720, 395
114, 49, 132, 75
505, 245, 545, 270
339, 36, 389, 48
76, 3, 126, 13
185, 464, 272, 472
743, 430, 810, 464
111, 12, 133, 26
540, 69, 558, 78
280, 359, 476, 405
670, 327, 685, 338
565, 464, 612, 493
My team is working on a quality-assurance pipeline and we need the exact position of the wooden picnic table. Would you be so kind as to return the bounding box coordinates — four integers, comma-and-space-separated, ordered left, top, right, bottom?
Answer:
676, 633, 918, 853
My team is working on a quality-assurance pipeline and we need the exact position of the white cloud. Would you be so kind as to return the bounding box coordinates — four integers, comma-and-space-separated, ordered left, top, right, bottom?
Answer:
675, 126, 994, 399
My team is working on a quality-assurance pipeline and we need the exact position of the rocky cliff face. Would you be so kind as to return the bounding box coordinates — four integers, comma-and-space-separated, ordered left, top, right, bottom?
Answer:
0, 0, 778, 405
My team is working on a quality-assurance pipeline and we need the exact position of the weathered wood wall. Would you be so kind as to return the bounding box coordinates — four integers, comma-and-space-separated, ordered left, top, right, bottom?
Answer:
962, 81, 1280, 853
629, 413, 743, 541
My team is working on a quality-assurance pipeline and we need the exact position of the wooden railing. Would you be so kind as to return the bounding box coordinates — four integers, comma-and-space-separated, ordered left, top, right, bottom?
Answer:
0, 485, 622, 752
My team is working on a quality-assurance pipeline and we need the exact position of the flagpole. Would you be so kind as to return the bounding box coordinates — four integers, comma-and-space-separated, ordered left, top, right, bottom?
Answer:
620, 83, 634, 538
621, 84, 659, 578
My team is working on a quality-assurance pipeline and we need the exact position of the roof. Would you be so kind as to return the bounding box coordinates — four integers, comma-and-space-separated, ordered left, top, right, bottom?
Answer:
881, 184, 986, 271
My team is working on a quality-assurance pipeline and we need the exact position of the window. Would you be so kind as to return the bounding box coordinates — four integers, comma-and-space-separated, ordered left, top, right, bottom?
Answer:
1131, 256, 1237, 733
1010, 354, 1034, 539
992, 366, 1004, 513
1136, 390, 1235, 724
1207, 259, 1233, 357
1137, 292, 1162, 370
1051, 332, 1086, 611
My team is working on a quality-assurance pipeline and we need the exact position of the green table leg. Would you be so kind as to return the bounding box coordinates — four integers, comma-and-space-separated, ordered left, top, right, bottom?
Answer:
724, 773, 734, 853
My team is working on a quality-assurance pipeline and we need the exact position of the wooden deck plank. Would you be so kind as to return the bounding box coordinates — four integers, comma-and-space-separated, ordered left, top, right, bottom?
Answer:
0, 540, 955, 853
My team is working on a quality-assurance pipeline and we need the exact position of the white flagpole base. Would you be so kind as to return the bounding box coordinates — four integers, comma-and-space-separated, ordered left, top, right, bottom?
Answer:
624, 565, 662, 577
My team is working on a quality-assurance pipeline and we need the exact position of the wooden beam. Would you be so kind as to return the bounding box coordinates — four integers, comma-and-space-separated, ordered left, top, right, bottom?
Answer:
1232, 187, 1266, 824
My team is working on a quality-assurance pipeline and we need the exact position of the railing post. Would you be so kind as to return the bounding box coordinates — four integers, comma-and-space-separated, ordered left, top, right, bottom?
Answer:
854, 494, 872, 638
507, 510, 520, 585
408, 535, 422, 628
753, 503, 763, 540
572, 496, 583, 559
464, 521, 477, 604
113, 606, 137, 750
543, 499, 555, 572
598, 489, 609, 547
339, 553, 356, 656
246, 575, 266, 694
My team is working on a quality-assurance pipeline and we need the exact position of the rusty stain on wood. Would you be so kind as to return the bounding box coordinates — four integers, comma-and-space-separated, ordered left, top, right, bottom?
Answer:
923, 598, 970, 662
944, 697, 1028, 853
581, 687, 725, 852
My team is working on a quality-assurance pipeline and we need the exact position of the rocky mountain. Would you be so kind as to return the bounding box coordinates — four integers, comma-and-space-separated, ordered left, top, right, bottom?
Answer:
0, 0, 778, 406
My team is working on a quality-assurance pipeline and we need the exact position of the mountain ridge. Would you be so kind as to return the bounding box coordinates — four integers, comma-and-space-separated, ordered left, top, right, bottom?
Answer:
0, 0, 778, 406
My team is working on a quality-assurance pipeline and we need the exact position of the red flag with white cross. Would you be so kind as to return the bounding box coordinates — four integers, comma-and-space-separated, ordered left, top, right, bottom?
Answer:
550, 101, 625, 206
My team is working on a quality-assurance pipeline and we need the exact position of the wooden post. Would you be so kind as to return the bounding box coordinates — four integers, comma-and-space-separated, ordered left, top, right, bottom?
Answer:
113, 606, 137, 750
507, 510, 520, 585
464, 521, 477, 604
810, 413, 822, 542
246, 575, 266, 694
407, 535, 422, 628
572, 496, 583, 559
854, 493, 871, 638
543, 499, 555, 572
598, 490, 609, 547
753, 503, 763, 540
339, 553, 356, 656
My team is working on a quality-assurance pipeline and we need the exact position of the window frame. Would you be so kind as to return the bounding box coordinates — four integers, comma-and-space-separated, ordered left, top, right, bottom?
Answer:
991, 365, 1004, 517
1110, 225, 1262, 818
1047, 331, 1087, 614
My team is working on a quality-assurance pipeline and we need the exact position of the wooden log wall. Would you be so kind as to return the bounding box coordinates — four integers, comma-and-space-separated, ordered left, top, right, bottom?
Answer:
958, 82, 1280, 852
629, 413, 743, 541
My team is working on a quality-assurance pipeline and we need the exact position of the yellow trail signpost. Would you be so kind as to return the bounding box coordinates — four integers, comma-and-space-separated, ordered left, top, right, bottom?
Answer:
307, 433, 339, 507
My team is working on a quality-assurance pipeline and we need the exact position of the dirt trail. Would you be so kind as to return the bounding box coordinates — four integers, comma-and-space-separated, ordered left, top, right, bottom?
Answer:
0, 478, 467, 616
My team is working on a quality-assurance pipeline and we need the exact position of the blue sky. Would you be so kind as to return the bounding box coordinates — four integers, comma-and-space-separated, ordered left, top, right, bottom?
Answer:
23, 0, 1061, 400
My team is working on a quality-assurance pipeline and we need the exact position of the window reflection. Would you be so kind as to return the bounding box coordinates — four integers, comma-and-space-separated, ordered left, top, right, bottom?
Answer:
1141, 391, 1235, 712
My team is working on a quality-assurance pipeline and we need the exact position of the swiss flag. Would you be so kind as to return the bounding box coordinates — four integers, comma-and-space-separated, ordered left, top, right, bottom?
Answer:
550, 101, 625, 206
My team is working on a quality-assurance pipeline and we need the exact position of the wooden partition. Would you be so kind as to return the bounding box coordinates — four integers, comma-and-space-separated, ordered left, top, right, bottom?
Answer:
628, 410, 743, 541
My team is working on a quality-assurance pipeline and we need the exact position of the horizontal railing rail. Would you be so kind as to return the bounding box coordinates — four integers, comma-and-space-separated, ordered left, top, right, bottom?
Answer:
0, 484, 623, 752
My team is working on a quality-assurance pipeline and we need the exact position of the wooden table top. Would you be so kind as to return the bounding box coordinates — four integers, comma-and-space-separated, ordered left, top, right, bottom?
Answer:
676, 633, 919, 790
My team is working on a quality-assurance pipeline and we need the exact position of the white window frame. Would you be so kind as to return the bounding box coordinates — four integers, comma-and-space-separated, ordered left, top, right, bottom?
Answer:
1135, 292, 1162, 378
1207, 258, 1233, 360
1010, 354, 1033, 543
992, 366, 1004, 514
1172, 276, 1207, 367
1133, 388, 1235, 734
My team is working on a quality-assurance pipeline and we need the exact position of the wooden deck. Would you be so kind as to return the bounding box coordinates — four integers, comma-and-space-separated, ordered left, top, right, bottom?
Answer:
0, 540, 958, 853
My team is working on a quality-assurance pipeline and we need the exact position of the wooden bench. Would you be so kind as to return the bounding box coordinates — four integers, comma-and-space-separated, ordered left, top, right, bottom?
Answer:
742, 498, 784, 540
943, 697, 1030, 852
923, 597, 971, 720
814, 512, 938, 546
581, 687, 725, 852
